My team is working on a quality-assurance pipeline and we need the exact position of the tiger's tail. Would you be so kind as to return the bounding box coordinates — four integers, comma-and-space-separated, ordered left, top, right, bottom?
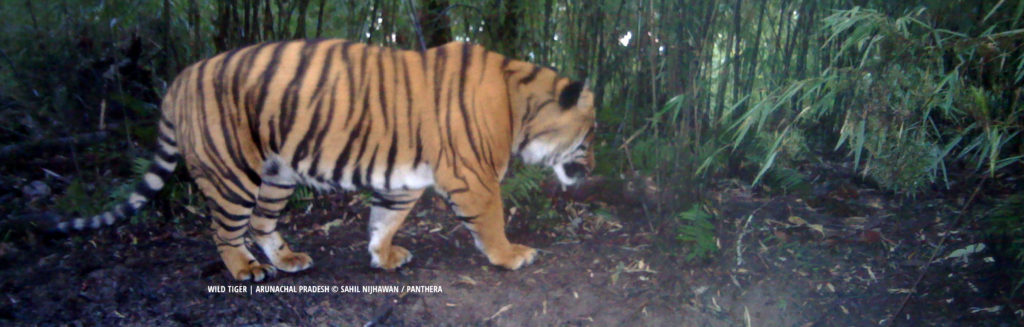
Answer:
56, 117, 180, 232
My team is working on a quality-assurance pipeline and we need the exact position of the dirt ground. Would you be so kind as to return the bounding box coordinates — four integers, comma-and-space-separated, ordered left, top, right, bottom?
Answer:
1, 162, 1021, 326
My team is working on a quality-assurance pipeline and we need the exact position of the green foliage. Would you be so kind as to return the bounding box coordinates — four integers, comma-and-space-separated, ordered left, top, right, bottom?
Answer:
624, 91, 809, 205
985, 193, 1024, 293
289, 186, 316, 212
675, 205, 718, 262
699, 6, 1024, 196
502, 164, 559, 222
54, 180, 105, 215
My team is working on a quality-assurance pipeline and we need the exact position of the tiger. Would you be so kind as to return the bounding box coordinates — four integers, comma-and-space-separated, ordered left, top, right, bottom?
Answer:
55, 39, 596, 282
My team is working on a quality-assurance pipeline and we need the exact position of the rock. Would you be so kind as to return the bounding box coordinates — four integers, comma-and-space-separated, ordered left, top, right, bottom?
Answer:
21, 180, 51, 200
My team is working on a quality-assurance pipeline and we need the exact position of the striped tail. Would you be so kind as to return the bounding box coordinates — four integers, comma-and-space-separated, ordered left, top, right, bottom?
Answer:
56, 118, 180, 232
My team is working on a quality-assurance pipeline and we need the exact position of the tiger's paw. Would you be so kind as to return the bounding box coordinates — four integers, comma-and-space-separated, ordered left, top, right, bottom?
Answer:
273, 252, 313, 273
488, 244, 537, 270
235, 261, 278, 282
371, 245, 413, 270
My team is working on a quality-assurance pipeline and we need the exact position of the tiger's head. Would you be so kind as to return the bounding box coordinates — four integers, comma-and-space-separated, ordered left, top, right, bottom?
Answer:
517, 80, 597, 186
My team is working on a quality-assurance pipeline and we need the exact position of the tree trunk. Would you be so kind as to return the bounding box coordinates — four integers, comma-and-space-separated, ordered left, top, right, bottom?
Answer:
419, 0, 452, 48
295, 0, 311, 39
744, 0, 767, 98
483, 0, 522, 58
730, 0, 744, 102
315, 0, 326, 37
189, 0, 201, 60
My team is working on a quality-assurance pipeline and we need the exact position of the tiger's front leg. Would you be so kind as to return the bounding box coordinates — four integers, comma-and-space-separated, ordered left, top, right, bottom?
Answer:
367, 190, 424, 270
447, 184, 537, 270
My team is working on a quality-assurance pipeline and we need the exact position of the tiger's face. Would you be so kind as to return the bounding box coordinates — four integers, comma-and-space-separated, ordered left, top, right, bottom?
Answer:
519, 81, 597, 186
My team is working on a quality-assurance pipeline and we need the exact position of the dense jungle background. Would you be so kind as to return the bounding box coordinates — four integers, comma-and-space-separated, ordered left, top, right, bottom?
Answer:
1, 0, 1023, 325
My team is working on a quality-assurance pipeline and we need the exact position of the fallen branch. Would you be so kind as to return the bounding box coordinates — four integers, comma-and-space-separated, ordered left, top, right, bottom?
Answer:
884, 179, 985, 326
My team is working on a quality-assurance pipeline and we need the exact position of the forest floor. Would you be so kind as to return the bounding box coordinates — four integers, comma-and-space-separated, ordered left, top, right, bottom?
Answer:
1, 161, 1022, 326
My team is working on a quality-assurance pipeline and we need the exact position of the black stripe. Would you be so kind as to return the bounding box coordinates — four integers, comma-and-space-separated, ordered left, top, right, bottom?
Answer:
252, 41, 291, 155
194, 59, 258, 199
146, 162, 174, 178
457, 44, 484, 164
455, 215, 478, 223
114, 203, 135, 218
218, 185, 256, 208
160, 117, 176, 129
252, 206, 281, 219
261, 180, 295, 189
135, 181, 159, 199
351, 167, 363, 188
195, 165, 255, 208
214, 216, 247, 232
307, 42, 344, 175
280, 40, 323, 154
370, 192, 417, 211
377, 47, 389, 123
216, 231, 247, 242
291, 98, 322, 168
257, 194, 290, 203
240, 43, 278, 161
329, 42, 359, 182
212, 203, 249, 222
365, 145, 379, 187
412, 123, 424, 167
401, 50, 414, 144
433, 46, 446, 117
384, 131, 397, 190
336, 44, 374, 184
516, 132, 531, 154
158, 131, 177, 146
213, 47, 261, 188
519, 66, 542, 84
153, 150, 178, 170
251, 227, 276, 236
332, 123, 360, 181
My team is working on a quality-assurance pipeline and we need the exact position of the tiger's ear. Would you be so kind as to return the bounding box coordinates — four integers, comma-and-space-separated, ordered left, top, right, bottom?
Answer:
558, 81, 585, 109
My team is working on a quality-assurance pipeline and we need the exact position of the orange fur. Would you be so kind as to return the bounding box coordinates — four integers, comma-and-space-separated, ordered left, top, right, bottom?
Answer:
70, 40, 596, 281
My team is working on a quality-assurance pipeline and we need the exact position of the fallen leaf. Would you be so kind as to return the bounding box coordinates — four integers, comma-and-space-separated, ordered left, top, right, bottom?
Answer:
788, 216, 808, 226
843, 216, 867, 228
456, 275, 478, 286
319, 219, 344, 235
944, 243, 986, 262
969, 305, 1002, 314
486, 304, 513, 321
807, 224, 826, 236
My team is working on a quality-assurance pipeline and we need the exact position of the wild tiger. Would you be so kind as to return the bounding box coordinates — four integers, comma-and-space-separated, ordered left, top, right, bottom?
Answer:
55, 39, 596, 282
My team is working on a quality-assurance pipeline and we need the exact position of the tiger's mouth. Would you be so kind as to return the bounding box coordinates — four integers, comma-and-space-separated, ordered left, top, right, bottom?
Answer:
551, 156, 594, 186
553, 162, 589, 185
519, 138, 593, 186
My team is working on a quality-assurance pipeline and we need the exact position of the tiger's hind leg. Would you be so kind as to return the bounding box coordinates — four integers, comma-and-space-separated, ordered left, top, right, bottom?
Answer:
367, 190, 424, 270
249, 171, 313, 273
197, 179, 277, 282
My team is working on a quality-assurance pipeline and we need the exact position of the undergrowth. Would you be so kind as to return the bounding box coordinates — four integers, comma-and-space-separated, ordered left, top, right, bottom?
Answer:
675, 204, 718, 262
502, 163, 560, 228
